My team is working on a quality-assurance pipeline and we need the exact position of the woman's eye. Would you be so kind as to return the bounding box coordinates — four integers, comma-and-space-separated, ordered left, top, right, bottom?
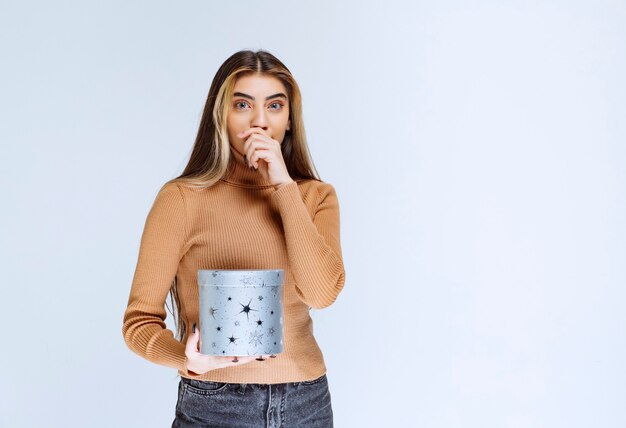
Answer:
269, 102, 283, 110
234, 101, 249, 109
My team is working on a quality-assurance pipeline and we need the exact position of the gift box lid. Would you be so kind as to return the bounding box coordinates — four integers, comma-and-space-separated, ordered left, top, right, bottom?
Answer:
198, 269, 284, 287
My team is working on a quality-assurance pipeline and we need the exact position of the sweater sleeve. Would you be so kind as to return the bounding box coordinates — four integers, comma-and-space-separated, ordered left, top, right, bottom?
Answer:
122, 182, 193, 375
270, 180, 346, 309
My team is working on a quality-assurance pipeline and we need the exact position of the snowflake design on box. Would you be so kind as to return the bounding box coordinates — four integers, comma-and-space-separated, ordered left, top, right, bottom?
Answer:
240, 275, 254, 286
248, 331, 263, 347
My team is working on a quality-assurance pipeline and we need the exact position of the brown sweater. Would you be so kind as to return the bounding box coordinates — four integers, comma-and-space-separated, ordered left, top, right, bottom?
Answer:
122, 147, 346, 383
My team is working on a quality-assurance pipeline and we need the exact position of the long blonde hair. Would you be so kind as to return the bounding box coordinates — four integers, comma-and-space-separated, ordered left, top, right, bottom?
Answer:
164, 50, 322, 341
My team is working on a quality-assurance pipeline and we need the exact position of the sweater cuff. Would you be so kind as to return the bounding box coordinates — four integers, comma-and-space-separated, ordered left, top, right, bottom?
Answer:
150, 332, 189, 373
273, 180, 296, 192
271, 180, 300, 203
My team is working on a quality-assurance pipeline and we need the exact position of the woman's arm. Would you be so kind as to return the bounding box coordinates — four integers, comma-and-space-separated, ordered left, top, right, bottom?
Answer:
270, 180, 346, 309
121, 182, 191, 373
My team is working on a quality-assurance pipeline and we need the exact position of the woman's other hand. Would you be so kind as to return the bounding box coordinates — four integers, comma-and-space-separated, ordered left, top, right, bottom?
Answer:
239, 127, 294, 187
184, 324, 271, 375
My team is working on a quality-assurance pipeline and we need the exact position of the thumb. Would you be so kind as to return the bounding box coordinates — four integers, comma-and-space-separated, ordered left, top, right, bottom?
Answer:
185, 323, 200, 355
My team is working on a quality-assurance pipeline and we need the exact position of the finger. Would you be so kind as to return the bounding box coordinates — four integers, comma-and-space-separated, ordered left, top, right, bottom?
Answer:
238, 127, 270, 140
245, 143, 273, 169
241, 132, 266, 154
249, 149, 274, 170
243, 131, 275, 152
227, 355, 255, 364
249, 151, 270, 170
243, 133, 273, 155
243, 136, 261, 168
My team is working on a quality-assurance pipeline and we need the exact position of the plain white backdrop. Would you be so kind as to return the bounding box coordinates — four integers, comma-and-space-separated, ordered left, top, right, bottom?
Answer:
1, 1, 624, 427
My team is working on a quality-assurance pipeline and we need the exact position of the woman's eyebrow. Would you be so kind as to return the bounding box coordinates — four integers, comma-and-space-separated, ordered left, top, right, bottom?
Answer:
233, 92, 287, 101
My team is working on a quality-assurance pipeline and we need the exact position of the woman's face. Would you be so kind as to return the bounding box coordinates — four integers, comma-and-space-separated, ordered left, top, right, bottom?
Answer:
227, 73, 291, 156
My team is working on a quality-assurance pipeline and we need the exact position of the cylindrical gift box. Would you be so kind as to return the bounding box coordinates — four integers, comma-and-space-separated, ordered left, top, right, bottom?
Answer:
197, 269, 284, 357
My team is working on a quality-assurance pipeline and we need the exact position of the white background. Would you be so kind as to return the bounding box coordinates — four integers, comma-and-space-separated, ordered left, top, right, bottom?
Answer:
1, 1, 624, 427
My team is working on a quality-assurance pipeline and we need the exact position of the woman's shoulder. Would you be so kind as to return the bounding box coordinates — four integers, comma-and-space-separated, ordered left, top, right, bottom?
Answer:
147, 180, 184, 201
158, 180, 183, 192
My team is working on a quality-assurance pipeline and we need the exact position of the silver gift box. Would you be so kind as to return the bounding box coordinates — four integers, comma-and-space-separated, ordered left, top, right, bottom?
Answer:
197, 269, 284, 357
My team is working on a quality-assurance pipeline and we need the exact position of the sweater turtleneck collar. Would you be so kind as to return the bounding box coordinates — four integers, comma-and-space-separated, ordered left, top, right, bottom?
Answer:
221, 144, 275, 187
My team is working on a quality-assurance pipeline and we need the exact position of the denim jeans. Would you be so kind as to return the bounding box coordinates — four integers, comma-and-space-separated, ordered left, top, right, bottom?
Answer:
171, 373, 333, 428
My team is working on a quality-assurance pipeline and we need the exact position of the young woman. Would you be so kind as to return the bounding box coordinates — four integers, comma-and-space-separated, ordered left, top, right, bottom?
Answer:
122, 49, 346, 427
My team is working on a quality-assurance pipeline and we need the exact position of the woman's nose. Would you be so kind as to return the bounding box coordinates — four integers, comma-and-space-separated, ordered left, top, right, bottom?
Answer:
251, 109, 269, 130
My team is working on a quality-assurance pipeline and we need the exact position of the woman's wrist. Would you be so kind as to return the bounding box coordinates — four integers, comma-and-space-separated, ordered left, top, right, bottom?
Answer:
273, 179, 295, 190
184, 356, 200, 375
